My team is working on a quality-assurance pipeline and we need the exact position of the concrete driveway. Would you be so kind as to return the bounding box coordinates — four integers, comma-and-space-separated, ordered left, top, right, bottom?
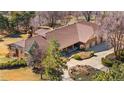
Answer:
62, 43, 114, 80
67, 48, 113, 71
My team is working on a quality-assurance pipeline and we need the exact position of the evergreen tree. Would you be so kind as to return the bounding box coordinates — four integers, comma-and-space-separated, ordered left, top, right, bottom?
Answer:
42, 40, 66, 80
0, 14, 9, 32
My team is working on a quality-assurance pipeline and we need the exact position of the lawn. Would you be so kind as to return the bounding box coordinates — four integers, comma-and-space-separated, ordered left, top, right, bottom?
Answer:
0, 56, 14, 63
0, 34, 28, 64
0, 67, 41, 81
0, 34, 28, 56
0, 34, 40, 81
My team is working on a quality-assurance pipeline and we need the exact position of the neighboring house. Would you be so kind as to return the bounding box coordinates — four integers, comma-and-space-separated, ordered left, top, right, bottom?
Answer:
8, 21, 104, 58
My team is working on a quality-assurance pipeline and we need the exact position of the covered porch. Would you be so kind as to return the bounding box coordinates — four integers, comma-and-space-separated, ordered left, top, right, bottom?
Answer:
61, 42, 85, 56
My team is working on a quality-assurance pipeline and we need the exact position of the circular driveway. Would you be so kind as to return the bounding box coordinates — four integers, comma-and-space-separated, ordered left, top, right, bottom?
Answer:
62, 43, 114, 80
67, 48, 113, 71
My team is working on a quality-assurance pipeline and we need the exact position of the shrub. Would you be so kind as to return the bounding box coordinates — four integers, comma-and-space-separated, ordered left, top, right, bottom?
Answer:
72, 54, 82, 60
119, 50, 124, 61
101, 58, 113, 67
60, 57, 69, 63
102, 52, 123, 67
80, 47, 85, 51
93, 63, 124, 81
79, 51, 94, 59
72, 51, 94, 60
105, 53, 115, 59
90, 51, 95, 56
0, 59, 27, 69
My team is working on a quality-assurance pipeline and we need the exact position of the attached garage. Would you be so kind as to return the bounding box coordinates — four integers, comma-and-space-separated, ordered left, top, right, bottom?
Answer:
97, 37, 103, 44
85, 43, 90, 49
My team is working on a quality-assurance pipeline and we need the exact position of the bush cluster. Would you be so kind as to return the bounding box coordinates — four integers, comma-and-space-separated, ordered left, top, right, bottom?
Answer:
72, 51, 94, 60
102, 52, 123, 67
0, 59, 27, 69
101, 58, 113, 67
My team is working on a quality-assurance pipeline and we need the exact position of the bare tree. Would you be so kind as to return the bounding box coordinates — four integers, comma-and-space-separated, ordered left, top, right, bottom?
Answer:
99, 12, 124, 59
27, 42, 45, 79
82, 11, 93, 22
39, 11, 63, 28
81, 11, 102, 22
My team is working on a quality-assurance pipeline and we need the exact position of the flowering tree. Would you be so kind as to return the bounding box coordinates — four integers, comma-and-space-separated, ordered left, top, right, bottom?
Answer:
98, 12, 124, 59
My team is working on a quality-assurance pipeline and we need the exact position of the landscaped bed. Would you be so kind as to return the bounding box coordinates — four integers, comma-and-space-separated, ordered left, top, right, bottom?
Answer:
101, 51, 124, 67
71, 51, 94, 60
68, 65, 99, 80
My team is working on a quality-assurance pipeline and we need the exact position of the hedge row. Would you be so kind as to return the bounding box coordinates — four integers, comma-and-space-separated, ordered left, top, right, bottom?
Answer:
102, 57, 122, 67
0, 59, 27, 69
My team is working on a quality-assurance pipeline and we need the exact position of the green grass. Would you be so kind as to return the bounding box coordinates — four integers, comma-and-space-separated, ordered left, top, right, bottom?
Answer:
0, 56, 14, 63
0, 34, 28, 56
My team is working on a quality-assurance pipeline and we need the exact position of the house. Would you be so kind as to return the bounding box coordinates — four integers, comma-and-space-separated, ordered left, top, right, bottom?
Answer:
8, 21, 104, 58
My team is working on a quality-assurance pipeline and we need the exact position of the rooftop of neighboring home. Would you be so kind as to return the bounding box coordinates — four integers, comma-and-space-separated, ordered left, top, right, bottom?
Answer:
9, 40, 26, 48
34, 28, 50, 37
8, 21, 99, 50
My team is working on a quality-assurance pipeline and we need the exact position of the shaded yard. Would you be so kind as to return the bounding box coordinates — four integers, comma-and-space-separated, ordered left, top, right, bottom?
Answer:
88, 42, 110, 53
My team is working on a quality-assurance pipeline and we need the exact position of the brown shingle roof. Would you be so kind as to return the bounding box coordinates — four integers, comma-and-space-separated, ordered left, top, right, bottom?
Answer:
77, 23, 95, 42
46, 24, 79, 49
78, 21, 98, 30
9, 21, 99, 51
46, 21, 98, 49
8, 40, 26, 48
25, 35, 48, 52
35, 29, 50, 37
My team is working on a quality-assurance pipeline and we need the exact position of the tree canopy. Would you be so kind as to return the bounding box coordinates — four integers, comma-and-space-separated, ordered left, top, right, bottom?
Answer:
93, 63, 124, 81
0, 14, 9, 32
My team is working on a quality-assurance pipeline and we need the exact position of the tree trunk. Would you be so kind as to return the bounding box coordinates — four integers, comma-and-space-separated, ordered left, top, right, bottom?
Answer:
40, 74, 43, 80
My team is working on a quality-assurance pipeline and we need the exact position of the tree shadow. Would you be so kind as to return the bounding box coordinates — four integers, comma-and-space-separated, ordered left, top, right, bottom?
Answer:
88, 42, 111, 53
5, 33, 22, 38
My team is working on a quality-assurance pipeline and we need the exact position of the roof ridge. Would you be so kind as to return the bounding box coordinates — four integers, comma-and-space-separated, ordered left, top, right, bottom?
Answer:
76, 23, 96, 43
